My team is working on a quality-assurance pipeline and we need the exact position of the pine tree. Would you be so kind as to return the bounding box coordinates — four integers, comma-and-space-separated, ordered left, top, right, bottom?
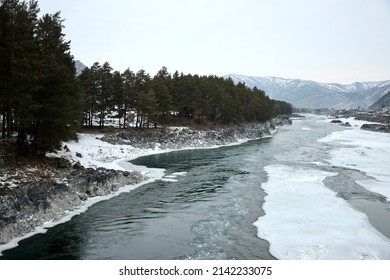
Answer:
111, 70, 124, 128
79, 67, 96, 127
97, 62, 113, 127
1, 1, 82, 155
134, 69, 151, 127
79, 62, 114, 128
88, 62, 102, 126
151, 75, 171, 123
137, 89, 158, 128
121, 68, 136, 128
0, 0, 40, 142
31, 12, 81, 155
0, 1, 9, 137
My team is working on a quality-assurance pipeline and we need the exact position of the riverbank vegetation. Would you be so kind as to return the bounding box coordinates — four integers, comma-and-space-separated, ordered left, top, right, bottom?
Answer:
79, 63, 293, 129
1, 0, 293, 157
0, 0, 81, 156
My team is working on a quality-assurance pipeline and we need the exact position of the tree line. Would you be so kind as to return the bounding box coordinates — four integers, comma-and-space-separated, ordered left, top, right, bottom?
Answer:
79, 63, 292, 129
0, 0, 292, 156
0, 0, 81, 155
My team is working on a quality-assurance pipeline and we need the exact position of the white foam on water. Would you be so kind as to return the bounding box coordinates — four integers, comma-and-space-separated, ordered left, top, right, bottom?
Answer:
253, 165, 390, 260
171, 172, 187, 176
161, 178, 179, 183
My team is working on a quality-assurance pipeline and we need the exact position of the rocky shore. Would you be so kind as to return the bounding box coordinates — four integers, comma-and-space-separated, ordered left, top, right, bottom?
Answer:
0, 117, 292, 248
101, 121, 283, 149
0, 158, 145, 245
332, 110, 390, 133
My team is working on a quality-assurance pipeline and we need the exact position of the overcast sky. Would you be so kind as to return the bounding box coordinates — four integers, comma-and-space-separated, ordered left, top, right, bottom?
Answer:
37, 0, 390, 84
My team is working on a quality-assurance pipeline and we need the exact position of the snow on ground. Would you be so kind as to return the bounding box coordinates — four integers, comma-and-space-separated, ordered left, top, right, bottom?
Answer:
49, 133, 162, 171
318, 120, 390, 201
253, 165, 390, 260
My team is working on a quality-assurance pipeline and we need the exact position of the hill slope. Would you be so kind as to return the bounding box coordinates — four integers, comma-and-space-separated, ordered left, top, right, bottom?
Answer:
75, 60, 87, 76
225, 74, 390, 109
370, 91, 390, 110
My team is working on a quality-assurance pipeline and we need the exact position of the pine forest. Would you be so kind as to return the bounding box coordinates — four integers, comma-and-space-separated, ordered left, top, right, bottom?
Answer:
0, 0, 293, 157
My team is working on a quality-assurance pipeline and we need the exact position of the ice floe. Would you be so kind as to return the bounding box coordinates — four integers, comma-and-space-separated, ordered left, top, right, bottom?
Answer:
253, 165, 390, 260
318, 126, 390, 201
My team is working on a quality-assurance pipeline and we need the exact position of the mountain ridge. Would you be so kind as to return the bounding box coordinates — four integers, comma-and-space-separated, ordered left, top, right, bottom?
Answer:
75, 60, 87, 76
370, 91, 390, 110
225, 74, 390, 109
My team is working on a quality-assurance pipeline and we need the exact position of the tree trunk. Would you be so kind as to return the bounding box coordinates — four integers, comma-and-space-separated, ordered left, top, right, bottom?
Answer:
89, 109, 93, 127
1, 111, 5, 138
100, 110, 104, 127
6, 102, 12, 138
123, 103, 127, 129
139, 115, 142, 128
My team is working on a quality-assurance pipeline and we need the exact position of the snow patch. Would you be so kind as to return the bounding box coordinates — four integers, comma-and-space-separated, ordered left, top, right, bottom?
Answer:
48, 133, 168, 171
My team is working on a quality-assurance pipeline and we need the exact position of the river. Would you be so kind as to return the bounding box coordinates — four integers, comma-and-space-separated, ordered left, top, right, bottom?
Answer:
1, 114, 390, 260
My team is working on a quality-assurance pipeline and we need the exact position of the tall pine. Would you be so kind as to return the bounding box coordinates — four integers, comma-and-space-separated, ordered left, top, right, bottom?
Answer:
79, 67, 96, 127
0, 0, 40, 143
121, 68, 136, 128
31, 12, 81, 155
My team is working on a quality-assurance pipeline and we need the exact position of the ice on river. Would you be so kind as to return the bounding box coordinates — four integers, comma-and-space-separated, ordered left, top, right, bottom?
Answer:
318, 124, 390, 201
253, 165, 390, 260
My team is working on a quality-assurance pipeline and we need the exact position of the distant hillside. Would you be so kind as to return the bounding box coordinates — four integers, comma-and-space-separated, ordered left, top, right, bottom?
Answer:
225, 74, 390, 109
75, 60, 87, 76
370, 92, 390, 110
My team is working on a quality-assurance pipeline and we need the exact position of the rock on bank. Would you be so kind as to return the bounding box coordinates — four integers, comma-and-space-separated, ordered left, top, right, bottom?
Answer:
0, 159, 145, 245
101, 120, 287, 149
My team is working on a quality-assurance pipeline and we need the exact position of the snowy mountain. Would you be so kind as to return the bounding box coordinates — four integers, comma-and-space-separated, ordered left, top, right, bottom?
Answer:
225, 74, 390, 109
75, 60, 87, 76
370, 91, 390, 110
